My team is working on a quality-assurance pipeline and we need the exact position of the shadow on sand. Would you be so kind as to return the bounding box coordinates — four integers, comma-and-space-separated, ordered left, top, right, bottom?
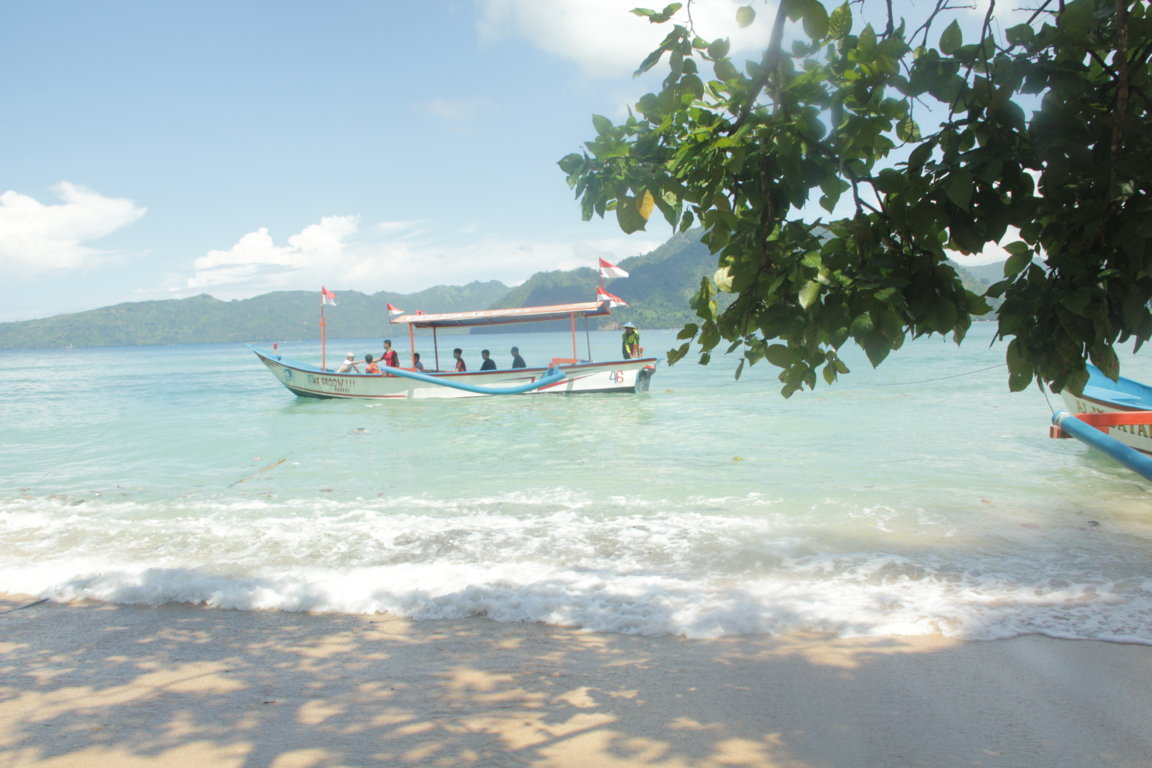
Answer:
1, 594, 1149, 767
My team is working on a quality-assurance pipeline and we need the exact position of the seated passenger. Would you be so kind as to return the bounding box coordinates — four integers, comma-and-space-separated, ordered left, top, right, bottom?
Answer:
364, 354, 380, 374
510, 346, 526, 368
336, 353, 360, 373
453, 348, 466, 372
480, 349, 497, 371
413, 352, 425, 371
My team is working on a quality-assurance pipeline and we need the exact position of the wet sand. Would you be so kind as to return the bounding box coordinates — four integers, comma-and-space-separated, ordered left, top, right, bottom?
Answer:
2, 594, 1150, 767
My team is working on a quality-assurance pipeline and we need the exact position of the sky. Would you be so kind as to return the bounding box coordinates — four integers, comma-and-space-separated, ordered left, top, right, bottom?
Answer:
1, 0, 778, 321
0, 0, 1015, 322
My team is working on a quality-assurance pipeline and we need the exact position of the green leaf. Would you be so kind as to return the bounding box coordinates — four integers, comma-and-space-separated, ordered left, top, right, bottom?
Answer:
707, 38, 730, 59
1005, 23, 1033, 46
1003, 250, 1032, 277
828, 2, 851, 39
896, 117, 920, 143
667, 342, 691, 365
557, 153, 583, 175
591, 114, 613, 135
802, 1, 829, 39
736, 5, 756, 28
714, 265, 735, 292
939, 20, 962, 56
798, 280, 821, 309
616, 195, 648, 233
633, 3, 683, 23
765, 344, 793, 367
943, 170, 974, 210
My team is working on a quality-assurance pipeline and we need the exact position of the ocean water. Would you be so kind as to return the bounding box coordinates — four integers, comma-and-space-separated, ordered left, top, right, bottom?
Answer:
2, 324, 1151, 642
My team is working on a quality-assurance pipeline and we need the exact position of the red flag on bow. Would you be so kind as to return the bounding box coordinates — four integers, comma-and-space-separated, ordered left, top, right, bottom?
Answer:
387, 303, 404, 317
597, 286, 629, 307
598, 258, 629, 279
321, 286, 337, 306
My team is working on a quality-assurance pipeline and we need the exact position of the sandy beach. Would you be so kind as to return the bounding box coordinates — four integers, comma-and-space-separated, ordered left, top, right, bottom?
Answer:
1, 594, 1149, 768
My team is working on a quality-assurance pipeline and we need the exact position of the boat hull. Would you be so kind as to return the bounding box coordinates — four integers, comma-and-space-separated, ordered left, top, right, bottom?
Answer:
1060, 366, 1152, 456
250, 346, 656, 400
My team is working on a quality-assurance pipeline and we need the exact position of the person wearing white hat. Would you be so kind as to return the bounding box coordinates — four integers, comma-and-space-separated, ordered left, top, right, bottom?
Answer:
621, 322, 640, 359
336, 353, 360, 373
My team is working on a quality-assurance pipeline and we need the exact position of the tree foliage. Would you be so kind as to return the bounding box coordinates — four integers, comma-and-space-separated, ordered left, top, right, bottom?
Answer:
559, 0, 1152, 396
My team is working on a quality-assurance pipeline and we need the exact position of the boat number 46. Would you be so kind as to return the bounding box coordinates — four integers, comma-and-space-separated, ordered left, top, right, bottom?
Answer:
609, 370, 625, 383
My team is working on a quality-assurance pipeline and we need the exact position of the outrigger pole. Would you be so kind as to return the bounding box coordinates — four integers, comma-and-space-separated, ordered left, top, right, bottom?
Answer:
1051, 410, 1152, 481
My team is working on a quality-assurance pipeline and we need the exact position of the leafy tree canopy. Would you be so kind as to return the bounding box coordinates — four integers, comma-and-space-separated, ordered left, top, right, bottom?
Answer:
559, 0, 1152, 396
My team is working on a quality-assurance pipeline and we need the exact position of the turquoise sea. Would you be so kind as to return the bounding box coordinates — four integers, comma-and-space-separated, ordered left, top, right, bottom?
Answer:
3, 324, 1151, 642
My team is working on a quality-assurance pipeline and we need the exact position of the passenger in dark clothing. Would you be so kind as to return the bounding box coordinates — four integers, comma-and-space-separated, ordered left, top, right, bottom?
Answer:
480, 349, 497, 371
510, 346, 526, 368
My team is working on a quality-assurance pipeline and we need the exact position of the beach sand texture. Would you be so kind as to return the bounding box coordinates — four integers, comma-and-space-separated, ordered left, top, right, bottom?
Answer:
2, 595, 1150, 768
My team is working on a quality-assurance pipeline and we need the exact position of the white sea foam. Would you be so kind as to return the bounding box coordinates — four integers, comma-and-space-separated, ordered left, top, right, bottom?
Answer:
2, 493, 1150, 642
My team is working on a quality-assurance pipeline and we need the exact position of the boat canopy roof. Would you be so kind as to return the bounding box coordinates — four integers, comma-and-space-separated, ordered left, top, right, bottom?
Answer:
390, 300, 610, 329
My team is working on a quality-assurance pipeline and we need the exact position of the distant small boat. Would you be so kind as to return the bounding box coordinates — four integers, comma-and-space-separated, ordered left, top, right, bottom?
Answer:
1058, 364, 1152, 456
250, 298, 657, 400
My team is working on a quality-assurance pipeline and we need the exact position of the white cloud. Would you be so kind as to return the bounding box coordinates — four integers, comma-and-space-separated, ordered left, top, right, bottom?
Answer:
0, 182, 146, 274
476, 0, 772, 80
416, 97, 495, 126
184, 215, 665, 300
188, 215, 364, 292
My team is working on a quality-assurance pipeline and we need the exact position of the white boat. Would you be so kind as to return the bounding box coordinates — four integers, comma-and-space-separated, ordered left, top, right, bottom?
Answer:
249, 299, 657, 400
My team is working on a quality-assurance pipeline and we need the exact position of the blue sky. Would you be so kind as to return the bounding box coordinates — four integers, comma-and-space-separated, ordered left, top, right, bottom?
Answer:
2, 0, 777, 321
1, 0, 1012, 322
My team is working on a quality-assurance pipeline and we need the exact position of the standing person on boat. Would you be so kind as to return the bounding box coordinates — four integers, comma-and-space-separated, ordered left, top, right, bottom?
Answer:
381, 339, 400, 372
453, 348, 466, 372
510, 346, 526, 368
364, 354, 380, 374
621, 322, 640, 359
480, 349, 497, 371
336, 353, 360, 373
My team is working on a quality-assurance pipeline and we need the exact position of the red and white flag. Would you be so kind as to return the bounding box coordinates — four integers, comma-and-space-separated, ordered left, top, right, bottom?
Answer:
597, 286, 629, 308
598, 258, 629, 279
387, 303, 404, 317
321, 286, 337, 306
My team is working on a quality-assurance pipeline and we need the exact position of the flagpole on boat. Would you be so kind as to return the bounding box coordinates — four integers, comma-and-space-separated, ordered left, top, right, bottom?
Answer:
320, 301, 327, 371
320, 286, 336, 371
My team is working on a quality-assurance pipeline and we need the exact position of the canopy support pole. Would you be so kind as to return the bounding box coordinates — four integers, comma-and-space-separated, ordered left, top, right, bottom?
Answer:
570, 313, 577, 362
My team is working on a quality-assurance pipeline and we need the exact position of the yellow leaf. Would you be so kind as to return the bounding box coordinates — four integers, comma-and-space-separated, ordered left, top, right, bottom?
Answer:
637, 190, 655, 221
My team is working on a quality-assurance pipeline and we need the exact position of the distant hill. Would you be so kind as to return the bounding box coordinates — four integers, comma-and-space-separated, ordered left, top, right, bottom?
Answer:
958, 261, 1007, 288
0, 228, 1005, 350
0, 282, 509, 350
478, 229, 716, 334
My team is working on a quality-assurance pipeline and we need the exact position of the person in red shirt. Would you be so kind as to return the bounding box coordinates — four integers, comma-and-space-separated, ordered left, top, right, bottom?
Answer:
381, 339, 400, 374
453, 348, 466, 372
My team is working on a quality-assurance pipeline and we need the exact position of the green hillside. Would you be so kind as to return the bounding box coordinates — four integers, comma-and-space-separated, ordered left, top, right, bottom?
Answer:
479, 229, 717, 334
0, 227, 1002, 350
0, 282, 509, 350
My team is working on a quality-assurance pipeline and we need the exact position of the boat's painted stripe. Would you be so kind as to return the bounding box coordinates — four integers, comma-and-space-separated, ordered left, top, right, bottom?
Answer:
376, 364, 565, 394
